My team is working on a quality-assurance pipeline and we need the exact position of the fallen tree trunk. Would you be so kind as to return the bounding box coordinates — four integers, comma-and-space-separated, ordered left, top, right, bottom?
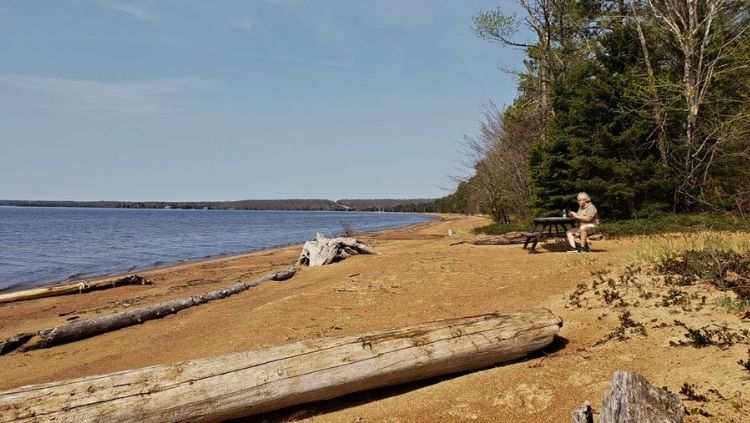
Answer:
298, 232, 376, 266
0, 275, 152, 305
0, 308, 562, 422
472, 232, 526, 246
0, 266, 296, 355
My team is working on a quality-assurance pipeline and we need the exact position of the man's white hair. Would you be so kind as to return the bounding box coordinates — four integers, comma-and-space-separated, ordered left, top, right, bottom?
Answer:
577, 192, 591, 201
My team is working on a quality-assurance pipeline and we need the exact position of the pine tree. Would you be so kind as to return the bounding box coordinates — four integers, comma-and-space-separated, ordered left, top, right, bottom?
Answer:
529, 22, 670, 219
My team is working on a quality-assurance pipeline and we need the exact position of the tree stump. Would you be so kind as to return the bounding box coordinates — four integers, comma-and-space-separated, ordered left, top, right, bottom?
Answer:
298, 232, 376, 266
598, 371, 685, 423
572, 400, 594, 423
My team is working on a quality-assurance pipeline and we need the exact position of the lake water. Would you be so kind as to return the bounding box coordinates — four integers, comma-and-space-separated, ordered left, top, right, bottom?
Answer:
0, 207, 432, 291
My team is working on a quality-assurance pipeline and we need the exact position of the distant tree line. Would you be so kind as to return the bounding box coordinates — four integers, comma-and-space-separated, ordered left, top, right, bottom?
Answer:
440, 0, 750, 220
0, 198, 440, 213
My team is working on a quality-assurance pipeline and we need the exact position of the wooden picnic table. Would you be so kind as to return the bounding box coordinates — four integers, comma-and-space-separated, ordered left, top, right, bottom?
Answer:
534, 217, 577, 237
522, 217, 577, 252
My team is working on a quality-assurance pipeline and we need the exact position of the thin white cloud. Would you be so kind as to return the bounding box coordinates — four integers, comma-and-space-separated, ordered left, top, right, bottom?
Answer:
232, 17, 256, 33
0, 74, 209, 114
96, 1, 156, 22
265, 54, 355, 69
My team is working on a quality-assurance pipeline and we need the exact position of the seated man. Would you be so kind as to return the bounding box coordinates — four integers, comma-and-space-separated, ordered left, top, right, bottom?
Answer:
566, 192, 599, 252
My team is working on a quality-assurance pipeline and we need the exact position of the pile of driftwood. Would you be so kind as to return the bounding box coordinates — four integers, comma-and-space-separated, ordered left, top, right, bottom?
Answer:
0, 267, 296, 355
2, 231, 376, 355
298, 233, 376, 266
0, 308, 562, 422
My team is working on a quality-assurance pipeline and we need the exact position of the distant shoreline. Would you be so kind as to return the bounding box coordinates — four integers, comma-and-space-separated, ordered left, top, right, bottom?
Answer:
0, 198, 439, 213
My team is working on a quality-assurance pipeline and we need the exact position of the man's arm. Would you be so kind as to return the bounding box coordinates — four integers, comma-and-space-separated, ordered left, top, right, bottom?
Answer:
570, 211, 594, 223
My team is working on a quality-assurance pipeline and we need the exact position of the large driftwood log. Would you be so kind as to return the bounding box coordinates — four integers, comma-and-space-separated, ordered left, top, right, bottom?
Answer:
0, 266, 296, 355
472, 232, 526, 246
598, 371, 685, 423
0, 275, 152, 305
298, 232, 376, 266
0, 308, 562, 422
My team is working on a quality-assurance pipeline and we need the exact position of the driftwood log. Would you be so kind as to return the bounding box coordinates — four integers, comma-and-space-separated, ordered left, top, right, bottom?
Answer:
0, 308, 562, 422
0, 266, 296, 355
472, 232, 526, 246
0, 275, 152, 305
298, 232, 376, 266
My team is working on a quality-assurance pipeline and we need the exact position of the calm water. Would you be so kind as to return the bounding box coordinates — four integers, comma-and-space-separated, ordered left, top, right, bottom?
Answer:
0, 207, 432, 291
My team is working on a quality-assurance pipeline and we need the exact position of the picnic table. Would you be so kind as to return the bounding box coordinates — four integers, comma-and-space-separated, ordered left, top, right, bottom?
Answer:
522, 217, 577, 252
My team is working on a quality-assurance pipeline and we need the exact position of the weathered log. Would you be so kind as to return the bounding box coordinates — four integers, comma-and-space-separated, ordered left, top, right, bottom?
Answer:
0, 266, 296, 355
0, 308, 562, 422
472, 237, 515, 245
0, 275, 152, 305
298, 232, 376, 266
599, 371, 685, 423
472, 236, 520, 245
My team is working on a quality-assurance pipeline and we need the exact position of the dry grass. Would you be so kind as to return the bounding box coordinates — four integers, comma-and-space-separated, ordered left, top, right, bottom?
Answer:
630, 231, 750, 263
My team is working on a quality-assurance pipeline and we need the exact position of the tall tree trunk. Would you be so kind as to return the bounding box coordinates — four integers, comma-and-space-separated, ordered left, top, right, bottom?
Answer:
630, 1, 669, 167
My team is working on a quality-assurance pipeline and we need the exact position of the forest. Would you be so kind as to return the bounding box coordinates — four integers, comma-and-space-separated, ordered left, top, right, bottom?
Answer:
439, 0, 750, 222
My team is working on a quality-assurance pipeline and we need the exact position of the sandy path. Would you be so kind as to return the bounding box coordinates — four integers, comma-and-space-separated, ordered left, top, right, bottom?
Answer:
1, 215, 747, 422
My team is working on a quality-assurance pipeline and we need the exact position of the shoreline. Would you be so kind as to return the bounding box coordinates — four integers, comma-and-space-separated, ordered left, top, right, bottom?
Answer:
0, 215, 439, 295
3, 215, 745, 421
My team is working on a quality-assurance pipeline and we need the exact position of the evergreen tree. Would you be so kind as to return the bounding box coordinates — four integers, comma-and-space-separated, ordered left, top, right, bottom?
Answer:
529, 22, 670, 219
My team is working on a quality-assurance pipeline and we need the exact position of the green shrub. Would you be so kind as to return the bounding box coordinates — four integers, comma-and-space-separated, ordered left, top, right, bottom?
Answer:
473, 213, 750, 237
656, 249, 750, 299
603, 213, 750, 237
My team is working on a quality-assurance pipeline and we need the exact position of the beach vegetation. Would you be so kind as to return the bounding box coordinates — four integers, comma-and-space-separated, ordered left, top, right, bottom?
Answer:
714, 297, 750, 314
474, 213, 750, 237
670, 320, 749, 348
626, 231, 750, 299
739, 349, 750, 373
338, 220, 356, 237
679, 383, 708, 402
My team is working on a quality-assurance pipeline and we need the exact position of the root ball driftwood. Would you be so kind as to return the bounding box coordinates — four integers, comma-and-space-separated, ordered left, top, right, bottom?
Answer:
298, 232, 376, 266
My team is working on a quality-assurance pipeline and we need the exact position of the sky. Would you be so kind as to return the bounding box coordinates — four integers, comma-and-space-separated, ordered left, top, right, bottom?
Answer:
0, 0, 528, 201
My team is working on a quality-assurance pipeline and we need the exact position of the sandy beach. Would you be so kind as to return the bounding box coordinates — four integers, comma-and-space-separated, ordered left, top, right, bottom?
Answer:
1, 215, 748, 422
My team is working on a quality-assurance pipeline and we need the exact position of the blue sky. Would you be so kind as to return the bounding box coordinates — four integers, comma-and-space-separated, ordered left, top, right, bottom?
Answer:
0, 1, 527, 201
